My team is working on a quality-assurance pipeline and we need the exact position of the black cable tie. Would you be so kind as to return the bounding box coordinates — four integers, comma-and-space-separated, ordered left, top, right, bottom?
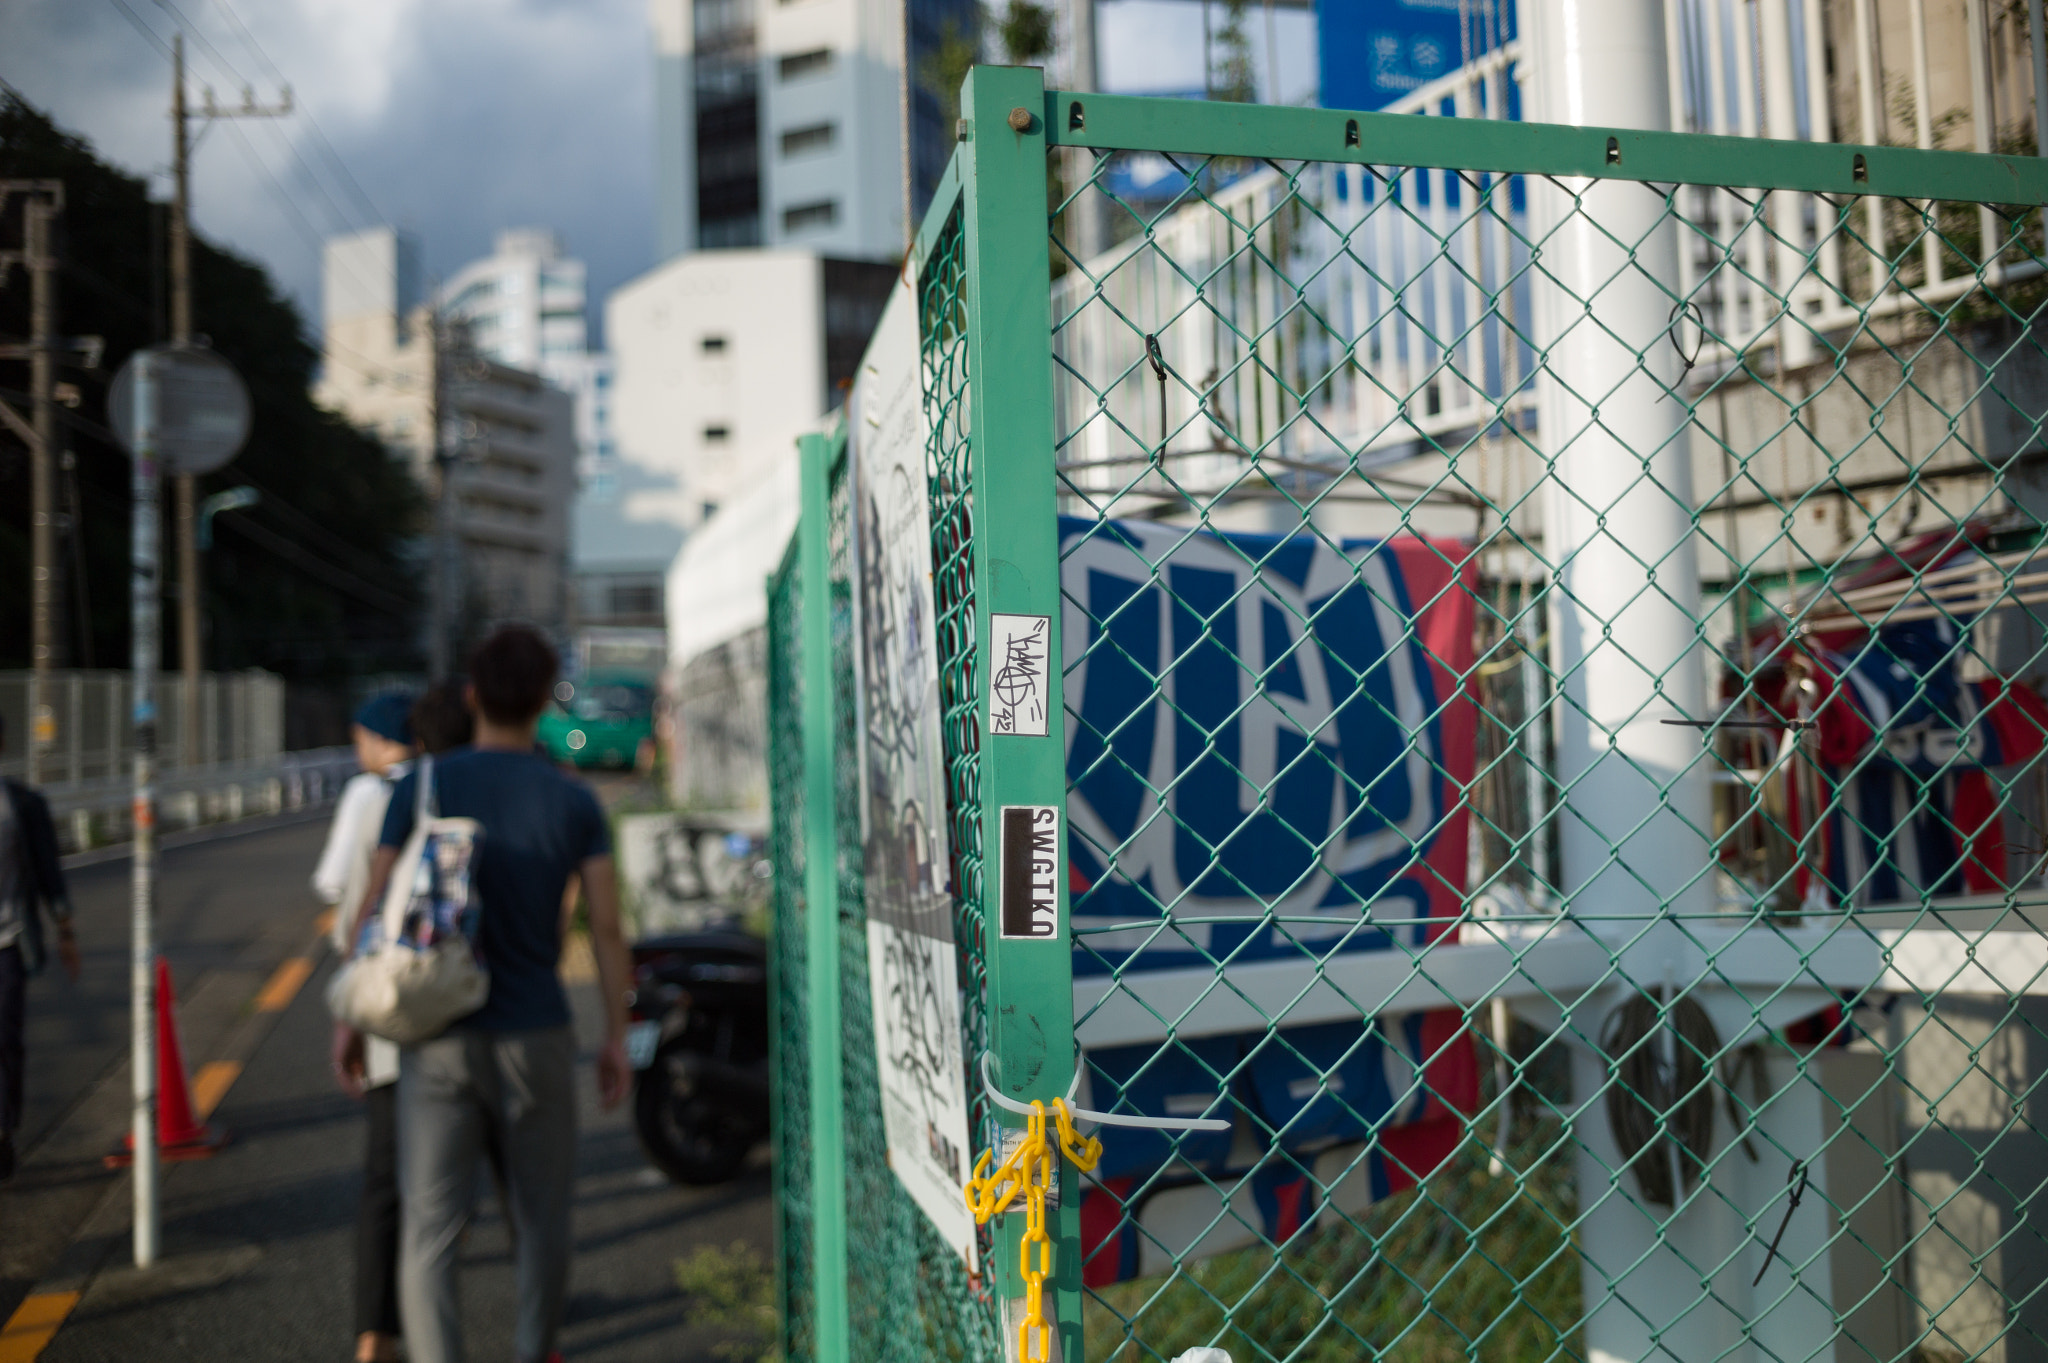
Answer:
1144, 334, 1168, 459
1668, 298, 1706, 375
1752, 1159, 1810, 1287
1659, 718, 1814, 730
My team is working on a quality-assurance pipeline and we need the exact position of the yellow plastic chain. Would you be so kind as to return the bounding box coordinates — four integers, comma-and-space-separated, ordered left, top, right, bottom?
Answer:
963, 1098, 1103, 1363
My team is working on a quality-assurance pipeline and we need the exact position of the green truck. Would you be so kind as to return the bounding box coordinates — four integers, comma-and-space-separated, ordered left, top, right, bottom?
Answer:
539, 672, 656, 770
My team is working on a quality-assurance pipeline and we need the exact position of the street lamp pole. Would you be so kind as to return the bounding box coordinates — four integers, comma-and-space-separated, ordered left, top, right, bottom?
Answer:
129, 352, 162, 1269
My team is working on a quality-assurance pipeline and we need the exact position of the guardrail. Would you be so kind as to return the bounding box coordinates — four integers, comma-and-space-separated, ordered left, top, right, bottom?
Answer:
42, 745, 359, 854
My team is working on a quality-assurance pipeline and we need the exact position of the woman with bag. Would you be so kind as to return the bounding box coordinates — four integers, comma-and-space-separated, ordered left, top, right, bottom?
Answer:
331, 627, 632, 1363
313, 693, 414, 1363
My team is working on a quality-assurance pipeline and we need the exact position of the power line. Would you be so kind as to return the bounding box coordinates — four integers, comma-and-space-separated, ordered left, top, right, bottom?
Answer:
204, 0, 386, 227
100, 0, 401, 343
217, 513, 417, 615
0, 388, 422, 614
147, 0, 247, 94
104, 0, 173, 59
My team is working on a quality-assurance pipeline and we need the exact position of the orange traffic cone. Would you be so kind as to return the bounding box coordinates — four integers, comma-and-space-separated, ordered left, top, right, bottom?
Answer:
105, 957, 228, 1167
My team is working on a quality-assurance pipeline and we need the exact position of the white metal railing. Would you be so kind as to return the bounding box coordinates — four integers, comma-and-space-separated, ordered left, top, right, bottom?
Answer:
1056, 0, 2039, 487
1055, 47, 1532, 499
1665, 0, 2040, 367
0, 669, 286, 787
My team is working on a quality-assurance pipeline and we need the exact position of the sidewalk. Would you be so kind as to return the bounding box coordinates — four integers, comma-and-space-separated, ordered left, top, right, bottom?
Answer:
24, 937, 773, 1362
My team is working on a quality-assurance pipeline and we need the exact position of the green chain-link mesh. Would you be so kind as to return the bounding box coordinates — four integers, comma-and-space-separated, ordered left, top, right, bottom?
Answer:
774, 86, 2048, 1363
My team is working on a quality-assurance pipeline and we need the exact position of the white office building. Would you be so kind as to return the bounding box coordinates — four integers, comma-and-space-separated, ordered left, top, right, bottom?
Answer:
606, 248, 891, 537
605, 246, 888, 808
649, 0, 974, 263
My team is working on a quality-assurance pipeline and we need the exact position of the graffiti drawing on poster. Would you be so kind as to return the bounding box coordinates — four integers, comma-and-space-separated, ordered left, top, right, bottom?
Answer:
1056, 516, 1483, 1285
989, 613, 1052, 736
847, 266, 977, 1266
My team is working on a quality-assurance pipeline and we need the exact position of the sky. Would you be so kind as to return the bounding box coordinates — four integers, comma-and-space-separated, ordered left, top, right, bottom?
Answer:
0, 0, 656, 347
0, 0, 1315, 352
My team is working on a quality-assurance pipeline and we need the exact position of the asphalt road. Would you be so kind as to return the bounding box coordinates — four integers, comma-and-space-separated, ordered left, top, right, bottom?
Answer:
0, 808, 774, 1361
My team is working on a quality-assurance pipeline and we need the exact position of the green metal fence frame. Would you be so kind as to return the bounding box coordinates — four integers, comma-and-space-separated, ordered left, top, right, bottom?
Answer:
797, 426, 851, 1354
772, 62, 2048, 1361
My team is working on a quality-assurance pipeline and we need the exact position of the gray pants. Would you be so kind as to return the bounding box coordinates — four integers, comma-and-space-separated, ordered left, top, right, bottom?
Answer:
397, 1027, 576, 1363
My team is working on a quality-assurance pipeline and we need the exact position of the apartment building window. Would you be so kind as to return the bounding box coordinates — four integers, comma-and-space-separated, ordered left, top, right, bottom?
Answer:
701, 335, 728, 353
704, 425, 731, 442
695, 0, 761, 249
778, 48, 831, 80
783, 199, 838, 233
610, 582, 661, 617
780, 122, 834, 157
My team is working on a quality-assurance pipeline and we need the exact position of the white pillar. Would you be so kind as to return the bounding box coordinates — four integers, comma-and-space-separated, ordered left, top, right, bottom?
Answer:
1526, 0, 1710, 935
1525, 3, 1738, 1361
1525, 4, 1841, 1359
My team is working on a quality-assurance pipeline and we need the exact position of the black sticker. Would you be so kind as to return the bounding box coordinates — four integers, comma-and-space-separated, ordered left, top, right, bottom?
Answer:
1000, 805, 1060, 939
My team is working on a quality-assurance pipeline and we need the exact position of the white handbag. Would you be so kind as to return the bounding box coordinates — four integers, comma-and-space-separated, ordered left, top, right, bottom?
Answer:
326, 756, 490, 1046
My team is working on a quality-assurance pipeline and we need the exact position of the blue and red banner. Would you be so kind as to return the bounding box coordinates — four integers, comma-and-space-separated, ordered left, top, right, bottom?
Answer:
1057, 518, 1480, 1281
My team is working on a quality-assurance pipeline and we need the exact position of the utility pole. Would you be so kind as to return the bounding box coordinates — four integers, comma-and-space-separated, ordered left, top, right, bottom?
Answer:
0, 181, 66, 784
167, 33, 290, 767
171, 34, 196, 771
28, 194, 59, 782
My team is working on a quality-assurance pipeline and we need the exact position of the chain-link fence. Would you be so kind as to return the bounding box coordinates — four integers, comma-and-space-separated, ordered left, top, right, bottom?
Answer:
768, 64, 2048, 1363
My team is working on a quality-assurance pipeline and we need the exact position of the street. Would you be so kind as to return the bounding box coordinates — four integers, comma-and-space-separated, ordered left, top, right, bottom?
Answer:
0, 815, 772, 1362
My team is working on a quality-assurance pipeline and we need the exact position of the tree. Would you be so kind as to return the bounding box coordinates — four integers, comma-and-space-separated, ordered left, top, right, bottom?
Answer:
1211, 0, 1257, 105
997, 1, 1056, 65
920, 1, 1058, 128
0, 93, 425, 688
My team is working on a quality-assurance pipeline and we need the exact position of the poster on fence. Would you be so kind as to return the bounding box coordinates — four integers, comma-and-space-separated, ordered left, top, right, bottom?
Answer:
847, 265, 978, 1267
1058, 518, 1481, 1283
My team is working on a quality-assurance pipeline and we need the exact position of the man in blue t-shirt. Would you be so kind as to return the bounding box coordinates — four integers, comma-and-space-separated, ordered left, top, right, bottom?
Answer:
333, 625, 631, 1363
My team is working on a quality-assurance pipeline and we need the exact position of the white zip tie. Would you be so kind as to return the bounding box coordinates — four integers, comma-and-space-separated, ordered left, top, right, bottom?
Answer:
980, 1055, 1233, 1132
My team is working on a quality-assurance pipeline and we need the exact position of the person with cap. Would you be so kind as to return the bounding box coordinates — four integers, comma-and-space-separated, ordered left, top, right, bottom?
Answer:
313, 691, 416, 1363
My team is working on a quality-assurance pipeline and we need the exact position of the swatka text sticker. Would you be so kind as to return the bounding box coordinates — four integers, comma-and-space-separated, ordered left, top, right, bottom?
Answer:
989, 613, 1051, 737
1001, 805, 1060, 939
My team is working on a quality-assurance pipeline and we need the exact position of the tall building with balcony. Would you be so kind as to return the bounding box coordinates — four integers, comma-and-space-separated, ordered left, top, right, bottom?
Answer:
650, 0, 975, 262
315, 227, 576, 644
438, 228, 683, 635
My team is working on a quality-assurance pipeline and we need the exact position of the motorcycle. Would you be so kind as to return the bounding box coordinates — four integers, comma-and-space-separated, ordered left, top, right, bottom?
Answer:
626, 927, 770, 1185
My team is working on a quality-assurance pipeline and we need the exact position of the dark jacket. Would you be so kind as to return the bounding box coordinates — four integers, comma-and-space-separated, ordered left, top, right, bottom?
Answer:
3, 780, 71, 976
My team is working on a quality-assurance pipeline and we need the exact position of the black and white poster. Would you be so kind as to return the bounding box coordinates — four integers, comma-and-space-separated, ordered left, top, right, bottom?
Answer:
848, 265, 977, 1266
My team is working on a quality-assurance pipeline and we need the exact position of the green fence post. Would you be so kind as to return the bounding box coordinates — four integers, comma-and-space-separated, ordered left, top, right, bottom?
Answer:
959, 64, 1082, 1359
797, 429, 849, 1360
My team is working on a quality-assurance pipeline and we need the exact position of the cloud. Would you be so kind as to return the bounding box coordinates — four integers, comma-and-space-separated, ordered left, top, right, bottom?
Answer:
0, 0, 653, 345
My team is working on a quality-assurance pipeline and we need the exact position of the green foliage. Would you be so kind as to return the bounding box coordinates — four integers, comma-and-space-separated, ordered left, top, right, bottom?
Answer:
996, 1, 1056, 64
920, 18, 984, 130
1210, 0, 1256, 104
1084, 1125, 1582, 1363
0, 92, 424, 681
920, 1, 1057, 129
675, 1241, 781, 1362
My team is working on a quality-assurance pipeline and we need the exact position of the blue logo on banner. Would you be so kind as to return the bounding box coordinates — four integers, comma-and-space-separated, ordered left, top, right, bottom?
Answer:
1316, 0, 1516, 113
1059, 519, 1447, 977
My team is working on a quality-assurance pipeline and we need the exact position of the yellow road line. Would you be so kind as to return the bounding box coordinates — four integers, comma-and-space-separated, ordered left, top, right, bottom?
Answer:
253, 956, 314, 1014
0, 1291, 79, 1363
192, 1060, 241, 1120
313, 907, 336, 937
